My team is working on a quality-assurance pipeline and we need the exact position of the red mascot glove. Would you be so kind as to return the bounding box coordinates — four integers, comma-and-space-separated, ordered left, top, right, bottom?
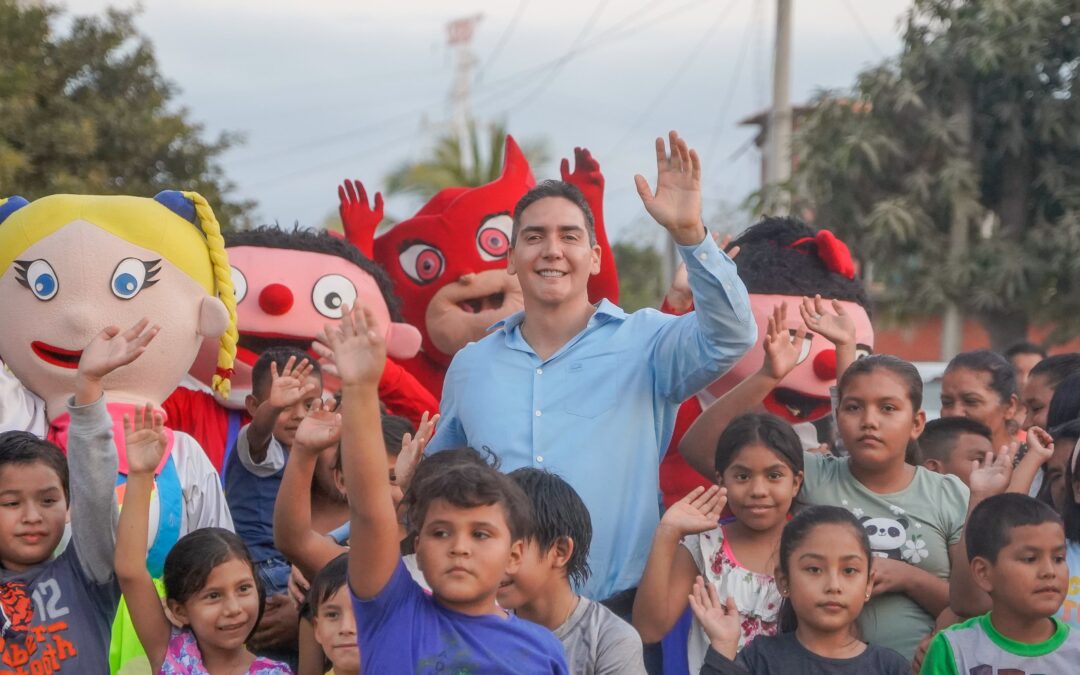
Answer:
337, 179, 383, 257
561, 147, 619, 305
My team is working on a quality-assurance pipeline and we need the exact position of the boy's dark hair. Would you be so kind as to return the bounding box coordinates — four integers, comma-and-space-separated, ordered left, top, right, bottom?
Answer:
511, 180, 596, 246
728, 216, 871, 311
777, 506, 871, 633
305, 552, 349, 618
838, 354, 923, 411
251, 346, 322, 399
334, 413, 415, 473
946, 350, 1018, 403
403, 447, 533, 541
508, 468, 592, 587
966, 493, 1063, 562
715, 413, 804, 478
1048, 373, 1080, 434
226, 225, 402, 321
1004, 341, 1047, 361
1029, 353, 1080, 389
382, 414, 414, 457
918, 417, 992, 463
164, 528, 266, 638
0, 432, 70, 501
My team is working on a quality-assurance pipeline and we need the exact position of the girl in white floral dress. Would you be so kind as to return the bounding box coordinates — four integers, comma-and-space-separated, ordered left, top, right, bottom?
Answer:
633, 413, 804, 673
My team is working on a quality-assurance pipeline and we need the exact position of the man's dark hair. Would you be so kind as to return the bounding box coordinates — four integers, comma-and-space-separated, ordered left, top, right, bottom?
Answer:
226, 225, 403, 321
0, 432, 69, 502
918, 417, 992, 463
251, 346, 321, 399
511, 180, 596, 246
966, 493, 1063, 562
1004, 341, 1047, 361
403, 447, 533, 541
1029, 353, 1080, 389
728, 216, 870, 310
508, 468, 592, 587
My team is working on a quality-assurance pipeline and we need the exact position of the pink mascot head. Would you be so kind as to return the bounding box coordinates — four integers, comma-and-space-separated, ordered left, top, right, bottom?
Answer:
709, 216, 874, 426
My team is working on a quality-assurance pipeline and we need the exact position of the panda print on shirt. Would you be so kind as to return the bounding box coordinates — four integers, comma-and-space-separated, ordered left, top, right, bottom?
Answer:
860, 516, 909, 561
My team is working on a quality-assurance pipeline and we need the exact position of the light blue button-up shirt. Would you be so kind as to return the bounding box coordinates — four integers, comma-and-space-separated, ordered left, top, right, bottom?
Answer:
428, 234, 756, 600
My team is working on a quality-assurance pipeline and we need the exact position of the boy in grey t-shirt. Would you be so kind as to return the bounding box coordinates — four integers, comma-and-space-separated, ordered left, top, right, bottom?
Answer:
498, 469, 645, 674
0, 325, 144, 673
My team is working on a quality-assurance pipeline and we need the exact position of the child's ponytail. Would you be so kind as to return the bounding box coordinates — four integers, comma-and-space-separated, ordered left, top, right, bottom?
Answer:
183, 191, 238, 399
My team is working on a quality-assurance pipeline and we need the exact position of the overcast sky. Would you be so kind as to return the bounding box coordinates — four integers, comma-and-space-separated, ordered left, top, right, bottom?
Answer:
63, 0, 912, 245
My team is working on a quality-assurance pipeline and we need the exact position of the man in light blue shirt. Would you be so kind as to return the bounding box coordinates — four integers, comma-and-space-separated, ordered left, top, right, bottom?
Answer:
428, 131, 756, 603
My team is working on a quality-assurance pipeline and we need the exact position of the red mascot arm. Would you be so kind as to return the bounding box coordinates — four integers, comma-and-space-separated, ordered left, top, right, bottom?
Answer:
378, 358, 439, 429
561, 147, 619, 305
337, 179, 383, 257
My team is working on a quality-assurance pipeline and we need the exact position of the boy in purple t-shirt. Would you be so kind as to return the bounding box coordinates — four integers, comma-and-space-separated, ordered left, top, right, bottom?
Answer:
326, 304, 567, 674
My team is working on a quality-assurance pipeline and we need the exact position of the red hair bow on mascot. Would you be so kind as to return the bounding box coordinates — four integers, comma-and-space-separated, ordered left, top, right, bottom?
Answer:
660, 217, 874, 507
338, 136, 619, 398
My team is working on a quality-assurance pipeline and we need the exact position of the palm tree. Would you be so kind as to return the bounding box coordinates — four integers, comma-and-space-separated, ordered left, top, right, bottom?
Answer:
384, 120, 549, 200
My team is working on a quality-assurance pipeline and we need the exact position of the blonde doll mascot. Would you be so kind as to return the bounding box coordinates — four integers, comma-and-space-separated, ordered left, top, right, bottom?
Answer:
0, 191, 237, 673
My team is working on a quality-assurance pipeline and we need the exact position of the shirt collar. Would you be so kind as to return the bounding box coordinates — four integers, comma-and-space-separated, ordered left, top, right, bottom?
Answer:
488, 298, 627, 332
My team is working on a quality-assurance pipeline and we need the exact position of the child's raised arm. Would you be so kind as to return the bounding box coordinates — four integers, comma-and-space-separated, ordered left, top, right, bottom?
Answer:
273, 398, 346, 579
69, 320, 159, 583
247, 356, 317, 463
113, 405, 172, 674
633, 485, 726, 642
680, 304, 806, 476
325, 305, 400, 600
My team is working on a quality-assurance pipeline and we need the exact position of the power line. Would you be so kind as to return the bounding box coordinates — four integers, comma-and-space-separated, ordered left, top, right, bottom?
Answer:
476, 0, 530, 81
230, 0, 712, 169
502, 0, 612, 112
244, 124, 437, 191
702, 0, 758, 173
841, 0, 886, 57
603, 0, 741, 159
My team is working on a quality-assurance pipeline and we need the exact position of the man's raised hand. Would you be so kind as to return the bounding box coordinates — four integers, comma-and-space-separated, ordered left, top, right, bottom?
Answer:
324, 304, 386, 388
123, 403, 167, 476
634, 131, 705, 245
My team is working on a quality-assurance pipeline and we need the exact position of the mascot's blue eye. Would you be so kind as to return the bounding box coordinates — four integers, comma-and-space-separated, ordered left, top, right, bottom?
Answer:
111, 258, 159, 300
20, 259, 59, 301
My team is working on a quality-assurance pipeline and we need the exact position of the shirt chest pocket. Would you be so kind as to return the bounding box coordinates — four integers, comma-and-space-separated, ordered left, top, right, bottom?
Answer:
558, 353, 619, 418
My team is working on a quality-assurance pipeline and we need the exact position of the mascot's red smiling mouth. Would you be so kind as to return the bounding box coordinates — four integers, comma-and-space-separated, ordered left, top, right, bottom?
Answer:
764, 387, 832, 423
31, 341, 83, 369
235, 332, 316, 366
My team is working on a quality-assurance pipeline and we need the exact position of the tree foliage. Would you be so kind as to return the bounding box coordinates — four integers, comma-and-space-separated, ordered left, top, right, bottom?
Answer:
792, 0, 1080, 348
612, 242, 665, 313
0, 1, 253, 228
384, 120, 549, 200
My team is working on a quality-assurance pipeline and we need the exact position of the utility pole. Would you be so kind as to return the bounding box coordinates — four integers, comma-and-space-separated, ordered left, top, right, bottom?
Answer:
765, 0, 793, 214
447, 15, 482, 175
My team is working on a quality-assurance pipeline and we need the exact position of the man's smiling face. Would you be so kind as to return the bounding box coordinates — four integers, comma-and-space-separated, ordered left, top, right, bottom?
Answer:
507, 196, 600, 309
